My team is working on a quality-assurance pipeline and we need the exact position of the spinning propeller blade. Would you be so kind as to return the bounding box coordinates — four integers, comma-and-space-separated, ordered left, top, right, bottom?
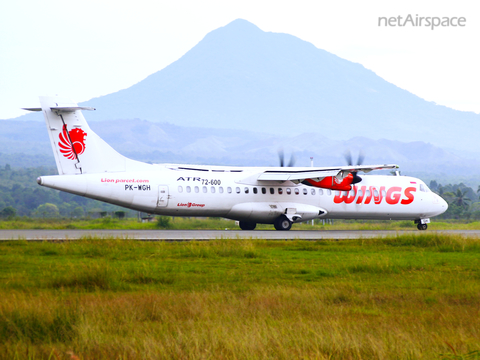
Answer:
344, 150, 365, 184
278, 149, 295, 167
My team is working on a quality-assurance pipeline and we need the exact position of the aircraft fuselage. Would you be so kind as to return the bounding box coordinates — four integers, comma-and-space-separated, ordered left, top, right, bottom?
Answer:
38, 164, 447, 224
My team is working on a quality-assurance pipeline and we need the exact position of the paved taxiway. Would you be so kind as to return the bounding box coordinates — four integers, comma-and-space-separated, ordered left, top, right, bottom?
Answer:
1, 229, 480, 241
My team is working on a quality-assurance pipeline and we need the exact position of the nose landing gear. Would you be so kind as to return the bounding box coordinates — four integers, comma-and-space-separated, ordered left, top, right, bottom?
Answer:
417, 223, 428, 230
415, 218, 430, 230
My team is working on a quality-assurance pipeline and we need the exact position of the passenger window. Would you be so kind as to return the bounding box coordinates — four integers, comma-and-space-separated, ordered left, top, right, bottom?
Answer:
262, 188, 267, 194
327, 190, 332, 196
219, 187, 224, 194
178, 186, 183, 193
311, 189, 316, 195
270, 188, 274, 194
244, 187, 249, 194
286, 188, 292, 195
366, 190, 370, 197
211, 186, 215, 193
195, 186, 199, 193
228, 187, 232, 194
278, 188, 283, 194
203, 186, 207, 193
318, 189, 323, 195
303, 189, 308, 195
381, 190, 386, 197
358, 190, 363, 197
420, 184, 426, 192
374, 190, 379, 197
236, 187, 240, 194
186, 186, 191, 193
253, 187, 258, 194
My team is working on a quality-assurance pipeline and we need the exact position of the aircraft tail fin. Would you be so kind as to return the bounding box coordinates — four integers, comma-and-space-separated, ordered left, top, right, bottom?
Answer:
25, 96, 147, 175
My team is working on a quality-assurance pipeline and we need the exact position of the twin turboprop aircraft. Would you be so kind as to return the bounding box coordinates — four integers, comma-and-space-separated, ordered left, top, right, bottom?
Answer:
25, 96, 448, 230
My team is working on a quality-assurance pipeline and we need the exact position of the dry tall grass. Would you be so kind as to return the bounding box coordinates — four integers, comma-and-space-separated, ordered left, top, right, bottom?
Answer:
1, 288, 479, 359
0, 236, 479, 359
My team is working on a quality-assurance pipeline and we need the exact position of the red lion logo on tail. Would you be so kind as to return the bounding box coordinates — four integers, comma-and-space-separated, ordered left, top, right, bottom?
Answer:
58, 126, 87, 160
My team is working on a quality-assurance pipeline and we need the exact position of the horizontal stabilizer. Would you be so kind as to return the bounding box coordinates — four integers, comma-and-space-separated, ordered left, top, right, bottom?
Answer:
50, 106, 96, 112
22, 106, 95, 112
23, 106, 95, 112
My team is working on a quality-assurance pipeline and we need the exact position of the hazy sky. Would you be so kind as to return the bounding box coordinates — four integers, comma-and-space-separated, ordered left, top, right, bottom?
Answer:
1, 0, 478, 119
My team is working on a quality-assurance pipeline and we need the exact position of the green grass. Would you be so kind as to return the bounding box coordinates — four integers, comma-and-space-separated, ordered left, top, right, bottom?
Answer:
2, 217, 480, 230
0, 235, 479, 359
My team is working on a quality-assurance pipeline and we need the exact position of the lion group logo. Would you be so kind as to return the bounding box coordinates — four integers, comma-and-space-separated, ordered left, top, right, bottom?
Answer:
58, 126, 87, 160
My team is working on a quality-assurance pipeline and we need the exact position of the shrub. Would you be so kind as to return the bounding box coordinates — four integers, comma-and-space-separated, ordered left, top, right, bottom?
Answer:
156, 216, 172, 229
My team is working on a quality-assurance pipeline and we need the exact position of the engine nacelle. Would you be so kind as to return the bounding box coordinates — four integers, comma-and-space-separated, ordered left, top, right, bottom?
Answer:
302, 173, 360, 191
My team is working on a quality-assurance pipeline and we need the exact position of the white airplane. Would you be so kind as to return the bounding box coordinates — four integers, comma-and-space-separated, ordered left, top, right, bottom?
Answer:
25, 96, 448, 231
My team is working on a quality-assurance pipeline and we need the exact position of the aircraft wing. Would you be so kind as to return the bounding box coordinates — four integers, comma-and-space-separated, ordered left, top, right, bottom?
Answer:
257, 164, 398, 182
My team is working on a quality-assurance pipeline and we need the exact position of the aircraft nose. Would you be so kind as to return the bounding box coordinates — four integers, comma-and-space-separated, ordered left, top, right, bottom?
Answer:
434, 194, 448, 216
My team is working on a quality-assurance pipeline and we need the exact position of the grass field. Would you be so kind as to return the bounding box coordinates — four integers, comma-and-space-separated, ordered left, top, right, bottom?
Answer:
0, 234, 479, 359
2, 216, 480, 231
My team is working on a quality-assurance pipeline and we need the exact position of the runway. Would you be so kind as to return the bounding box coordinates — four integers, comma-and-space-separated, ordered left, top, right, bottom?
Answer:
1, 229, 480, 241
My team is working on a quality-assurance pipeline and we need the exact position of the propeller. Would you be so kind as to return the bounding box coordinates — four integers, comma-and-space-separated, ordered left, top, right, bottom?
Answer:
344, 150, 365, 167
344, 150, 364, 184
278, 149, 295, 167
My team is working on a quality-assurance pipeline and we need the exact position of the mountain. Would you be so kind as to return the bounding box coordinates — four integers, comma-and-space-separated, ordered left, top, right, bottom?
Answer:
11, 19, 479, 153
84, 19, 480, 151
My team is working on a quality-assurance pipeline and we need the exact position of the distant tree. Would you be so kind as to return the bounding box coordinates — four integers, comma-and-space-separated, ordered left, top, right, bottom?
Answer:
437, 185, 444, 195
453, 188, 471, 208
71, 206, 84, 219
454, 183, 478, 203
34, 203, 60, 218
443, 189, 471, 209
0, 206, 16, 219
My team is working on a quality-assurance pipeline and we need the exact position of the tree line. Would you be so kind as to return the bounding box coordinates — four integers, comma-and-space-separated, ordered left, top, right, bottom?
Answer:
429, 180, 480, 219
0, 165, 132, 219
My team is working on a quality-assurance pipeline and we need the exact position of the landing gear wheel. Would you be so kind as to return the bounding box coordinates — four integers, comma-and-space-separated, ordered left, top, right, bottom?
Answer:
417, 223, 428, 231
274, 215, 292, 231
239, 221, 256, 230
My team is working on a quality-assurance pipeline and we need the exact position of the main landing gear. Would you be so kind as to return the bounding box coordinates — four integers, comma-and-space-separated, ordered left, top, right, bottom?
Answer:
239, 216, 293, 231
274, 215, 292, 231
239, 221, 256, 230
